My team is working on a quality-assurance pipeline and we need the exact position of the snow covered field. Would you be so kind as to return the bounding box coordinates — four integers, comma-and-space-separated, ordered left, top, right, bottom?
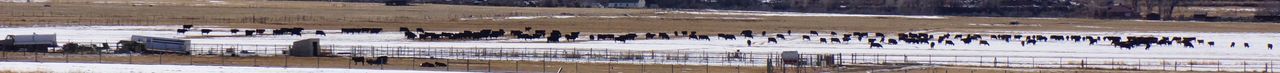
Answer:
0, 0, 47, 3
0, 25, 1278, 71
0, 62, 472, 73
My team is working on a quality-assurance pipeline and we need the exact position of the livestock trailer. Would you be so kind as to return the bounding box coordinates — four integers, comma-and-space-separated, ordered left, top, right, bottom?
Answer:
130, 35, 190, 54
2, 34, 57, 52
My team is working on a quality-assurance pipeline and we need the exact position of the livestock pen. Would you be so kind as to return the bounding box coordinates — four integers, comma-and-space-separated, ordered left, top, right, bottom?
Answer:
0, 41, 1275, 73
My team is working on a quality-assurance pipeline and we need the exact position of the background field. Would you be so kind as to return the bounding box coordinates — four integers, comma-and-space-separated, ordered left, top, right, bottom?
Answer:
1, 0, 1279, 33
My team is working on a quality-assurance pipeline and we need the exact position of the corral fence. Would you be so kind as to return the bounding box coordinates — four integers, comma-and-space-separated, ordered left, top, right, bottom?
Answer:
0, 42, 1276, 73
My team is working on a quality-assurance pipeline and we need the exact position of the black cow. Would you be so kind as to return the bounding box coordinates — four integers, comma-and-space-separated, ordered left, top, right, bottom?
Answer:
404, 32, 418, 39
176, 29, 189, 33
366, 56, 389, 65
644, 33, 656, 39
182, 25, 194, 29
775, 34, 786, 39
244, 30, 256, 36
809, 31, 818, 35
657, 33, 671, 39
767, 38, 778, 43
316, 31, 326, 36
1244, 43, 1251, 48
566, 32, 581, 40
885, 39, 897, 44
819, 38, 827, 43
255, 29, 267, 34
801, 35, 811, 40
1183, 42, 1195, 48
547, 31, 563, 43
869, 43, 883, 48
831, 38, 842, 43
230, 29, 241, 33
350, 57, 367, 65
200, 29, 213, 34
696, 35, 711, 40
717, 34, 736, 40
978, 40, 990, 45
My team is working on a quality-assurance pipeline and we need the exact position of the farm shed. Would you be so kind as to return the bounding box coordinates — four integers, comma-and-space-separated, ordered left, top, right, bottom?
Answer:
288, 38, 324, 57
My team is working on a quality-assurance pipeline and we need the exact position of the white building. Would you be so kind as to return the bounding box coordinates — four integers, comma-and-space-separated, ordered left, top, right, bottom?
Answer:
604, 0, 644, 8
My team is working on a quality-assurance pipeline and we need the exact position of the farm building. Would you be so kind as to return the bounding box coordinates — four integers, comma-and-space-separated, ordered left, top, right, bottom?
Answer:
603, 0, 644, 8
288, 38, 325, 57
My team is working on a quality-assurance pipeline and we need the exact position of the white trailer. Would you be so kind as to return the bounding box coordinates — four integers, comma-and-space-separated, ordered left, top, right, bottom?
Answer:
7, 34, 56, 45
130, 35, 190, 53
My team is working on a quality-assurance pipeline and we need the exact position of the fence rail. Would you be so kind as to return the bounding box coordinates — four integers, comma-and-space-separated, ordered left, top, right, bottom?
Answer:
1, 42, 1275, 72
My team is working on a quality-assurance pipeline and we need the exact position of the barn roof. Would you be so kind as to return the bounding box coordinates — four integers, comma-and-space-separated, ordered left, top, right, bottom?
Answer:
1105, 5, 1135, 12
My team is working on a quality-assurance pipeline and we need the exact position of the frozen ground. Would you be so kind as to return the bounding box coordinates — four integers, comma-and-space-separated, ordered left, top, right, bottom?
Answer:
0, 62, 473, 73
0, 25, 1278, 71
0, 0, 47, 3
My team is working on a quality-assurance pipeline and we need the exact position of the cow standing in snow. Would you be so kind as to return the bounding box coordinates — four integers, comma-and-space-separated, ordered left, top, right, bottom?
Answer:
869, 43, 883, 48
316, 31, 327, 36
200, 29, 213, 34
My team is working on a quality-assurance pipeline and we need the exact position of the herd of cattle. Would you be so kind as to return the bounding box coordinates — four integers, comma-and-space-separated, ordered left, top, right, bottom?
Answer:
176, 25, 1275, 50
169, 25, 1278, 68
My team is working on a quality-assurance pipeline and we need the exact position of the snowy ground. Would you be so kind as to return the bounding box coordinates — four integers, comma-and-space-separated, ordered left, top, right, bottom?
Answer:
0, 62, 473, 73
0, 0, 47, 3
1, 25, 1278, 71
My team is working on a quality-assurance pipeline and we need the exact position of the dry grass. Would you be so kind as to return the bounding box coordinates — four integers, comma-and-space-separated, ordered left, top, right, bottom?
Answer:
0, 0, 1278, 34
0, 52, 767, 73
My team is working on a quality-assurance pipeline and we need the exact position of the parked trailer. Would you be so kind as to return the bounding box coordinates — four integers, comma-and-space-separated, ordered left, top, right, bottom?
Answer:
130, 35, 190, 54
2, 34, 57, 52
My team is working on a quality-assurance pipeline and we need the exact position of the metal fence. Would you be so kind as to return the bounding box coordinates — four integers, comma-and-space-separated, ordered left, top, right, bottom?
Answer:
1, 42, 1276, 73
